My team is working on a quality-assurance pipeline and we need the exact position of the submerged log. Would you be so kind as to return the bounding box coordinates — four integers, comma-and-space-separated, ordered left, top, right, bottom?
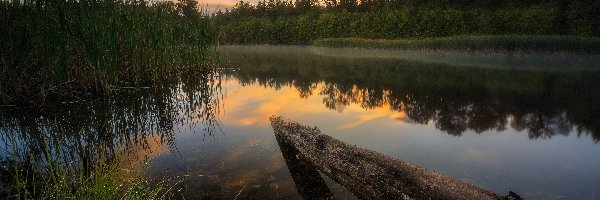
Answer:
270, 116, 522, 200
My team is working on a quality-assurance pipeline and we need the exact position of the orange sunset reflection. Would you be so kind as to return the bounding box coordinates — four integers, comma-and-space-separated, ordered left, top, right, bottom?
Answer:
219, 78, 411, 130
119, 134, 170, 169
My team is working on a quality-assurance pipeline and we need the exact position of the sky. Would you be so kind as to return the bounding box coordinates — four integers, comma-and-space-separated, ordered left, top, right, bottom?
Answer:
198, 0, 247, 11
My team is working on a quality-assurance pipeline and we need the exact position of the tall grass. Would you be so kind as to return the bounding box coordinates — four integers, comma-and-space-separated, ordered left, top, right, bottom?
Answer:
2, 155, 167, 199
313, 36, 600, 52
0, 0, 218, 103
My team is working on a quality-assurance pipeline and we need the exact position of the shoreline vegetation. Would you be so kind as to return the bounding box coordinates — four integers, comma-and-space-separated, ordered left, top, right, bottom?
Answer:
214, 0, 600, 50
1, 0, 217, 199
0, 0, 217, 104
1, 159, 166, 199
313, 36, 600, 53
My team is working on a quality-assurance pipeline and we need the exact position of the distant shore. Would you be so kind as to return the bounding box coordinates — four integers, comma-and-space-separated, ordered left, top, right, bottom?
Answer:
313, 35, 600, 53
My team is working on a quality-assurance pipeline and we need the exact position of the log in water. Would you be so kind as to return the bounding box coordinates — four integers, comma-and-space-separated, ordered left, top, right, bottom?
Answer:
270, 115, 522, 200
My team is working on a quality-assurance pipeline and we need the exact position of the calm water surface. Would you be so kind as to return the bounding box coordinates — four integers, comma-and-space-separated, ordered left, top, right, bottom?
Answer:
2, 46, 600, 199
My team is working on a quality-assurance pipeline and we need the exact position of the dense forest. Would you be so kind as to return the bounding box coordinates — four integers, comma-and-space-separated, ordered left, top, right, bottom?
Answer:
213, 0, 600, 44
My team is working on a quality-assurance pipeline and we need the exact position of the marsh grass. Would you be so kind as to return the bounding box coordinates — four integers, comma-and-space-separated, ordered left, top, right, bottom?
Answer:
313, 35, 600, 53
0, 0, 218, 104
2, 157, 169, 200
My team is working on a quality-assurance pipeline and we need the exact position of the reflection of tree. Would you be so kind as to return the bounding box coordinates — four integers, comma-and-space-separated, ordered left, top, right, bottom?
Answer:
511, 113, 571, 139
0, 72, 222, 196
222, 46, 600, 142
320, 83, 354, 113
401, 93, 437, 124
293, 79, 318, 99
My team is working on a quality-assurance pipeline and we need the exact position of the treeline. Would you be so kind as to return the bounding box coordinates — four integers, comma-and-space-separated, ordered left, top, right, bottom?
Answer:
0, 0, 217, 103
213, 0, 600, 44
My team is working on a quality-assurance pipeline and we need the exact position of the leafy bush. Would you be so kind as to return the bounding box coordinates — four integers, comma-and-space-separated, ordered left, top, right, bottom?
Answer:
214, 0, 600, 44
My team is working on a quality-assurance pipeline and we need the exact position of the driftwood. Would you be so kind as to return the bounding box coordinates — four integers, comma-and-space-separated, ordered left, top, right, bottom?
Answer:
271, 115, 522, 200
276, 129, 336, 199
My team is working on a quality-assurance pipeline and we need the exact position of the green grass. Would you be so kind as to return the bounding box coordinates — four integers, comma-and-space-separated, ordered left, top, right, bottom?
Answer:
313, 35, 600, 53
0, 0, 217, 104
2, 157, 170, 200
41, 164, 165, 200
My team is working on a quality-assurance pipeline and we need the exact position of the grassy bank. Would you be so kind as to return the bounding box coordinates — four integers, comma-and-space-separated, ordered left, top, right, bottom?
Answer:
0, 0, 217, 103
313, 36, 600, 52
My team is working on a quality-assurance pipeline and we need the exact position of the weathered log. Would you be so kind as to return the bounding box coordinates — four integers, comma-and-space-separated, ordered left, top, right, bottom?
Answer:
276, 129, 335, 199
270, 115, 522, 200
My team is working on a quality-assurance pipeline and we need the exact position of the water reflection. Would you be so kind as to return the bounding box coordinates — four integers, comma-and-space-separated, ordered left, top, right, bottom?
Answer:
220, 45, 600, 141
0, 45, 598, 199
0, 73, 222, 196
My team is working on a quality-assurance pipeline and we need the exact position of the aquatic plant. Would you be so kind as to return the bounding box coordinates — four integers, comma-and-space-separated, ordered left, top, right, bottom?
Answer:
1, 153, 168, 199
0, 0, 218, 103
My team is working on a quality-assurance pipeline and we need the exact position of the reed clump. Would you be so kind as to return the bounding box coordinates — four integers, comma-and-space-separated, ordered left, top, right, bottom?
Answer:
0, 0, 217, 103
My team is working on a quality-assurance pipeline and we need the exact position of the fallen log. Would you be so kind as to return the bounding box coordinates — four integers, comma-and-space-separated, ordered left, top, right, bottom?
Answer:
270, 115, 522, 200
276, 128, 335, 199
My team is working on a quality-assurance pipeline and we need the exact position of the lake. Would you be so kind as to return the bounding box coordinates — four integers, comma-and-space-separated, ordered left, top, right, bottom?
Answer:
1, 46, 599, 199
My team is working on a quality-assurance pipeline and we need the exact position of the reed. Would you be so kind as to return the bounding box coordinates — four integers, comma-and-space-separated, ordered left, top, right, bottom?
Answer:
0, 0, 218, 104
